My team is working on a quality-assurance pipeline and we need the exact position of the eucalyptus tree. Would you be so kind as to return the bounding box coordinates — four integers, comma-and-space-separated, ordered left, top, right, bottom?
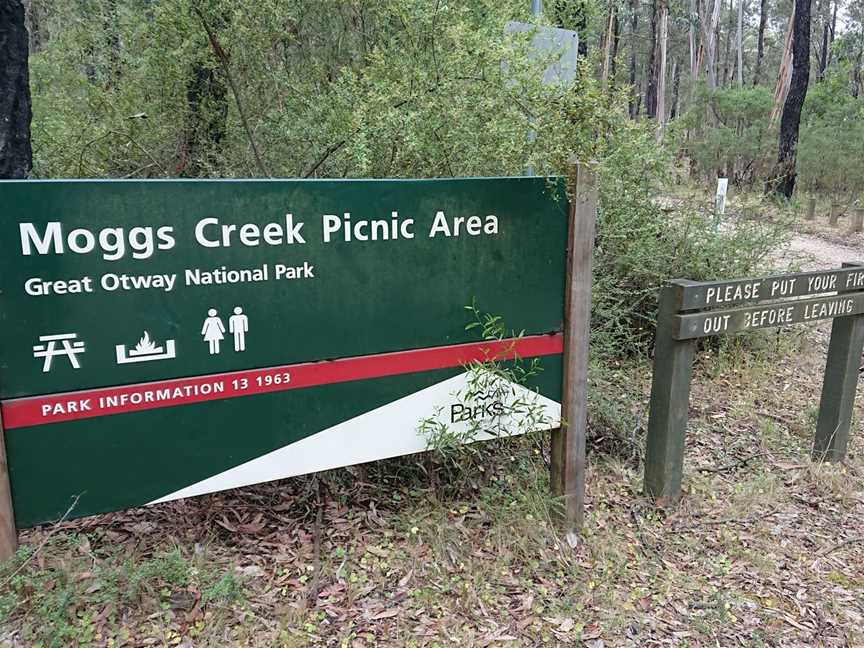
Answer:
767, 0, 810, 196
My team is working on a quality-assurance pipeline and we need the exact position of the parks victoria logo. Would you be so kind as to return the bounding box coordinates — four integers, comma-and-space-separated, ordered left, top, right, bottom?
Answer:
449, 390, 506, 423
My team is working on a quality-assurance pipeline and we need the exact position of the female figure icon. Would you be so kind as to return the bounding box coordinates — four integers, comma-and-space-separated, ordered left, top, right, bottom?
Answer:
201, 308, 226, 354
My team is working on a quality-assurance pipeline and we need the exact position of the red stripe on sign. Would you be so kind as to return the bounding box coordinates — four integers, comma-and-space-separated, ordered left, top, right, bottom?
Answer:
0, 334, 563, 429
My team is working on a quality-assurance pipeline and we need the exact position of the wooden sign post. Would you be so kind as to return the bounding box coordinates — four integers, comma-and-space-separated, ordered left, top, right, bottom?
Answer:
645, 264, 864, 504
0, 416, 16, 559
551, 164, 597, 532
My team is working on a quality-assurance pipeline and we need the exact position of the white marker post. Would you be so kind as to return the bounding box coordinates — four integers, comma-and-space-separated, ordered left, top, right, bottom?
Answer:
715, 178, 729, 218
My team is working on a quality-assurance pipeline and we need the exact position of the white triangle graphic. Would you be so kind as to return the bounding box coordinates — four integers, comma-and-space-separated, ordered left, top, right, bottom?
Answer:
149, 372, 560, 504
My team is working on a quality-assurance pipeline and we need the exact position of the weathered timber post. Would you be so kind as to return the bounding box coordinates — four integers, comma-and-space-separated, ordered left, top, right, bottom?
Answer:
829, 202, 841, 226
806, 196, 817, 221
0, 413, 17, 561
813, 262, 864, 461
643, 281, 697, 505
551, 164, 597, 533
850, 208, 864, 234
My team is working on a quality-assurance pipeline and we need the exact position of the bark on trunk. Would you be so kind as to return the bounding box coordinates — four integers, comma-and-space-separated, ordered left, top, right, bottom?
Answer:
689, 0, 698, 78
735, 0, 744, 87
0, 0, 33, 179
629, 0, 640, 118
722, 0, 734, 86
817, 0, 830, 80
22, 0, 44, 53
670, 58, 681, 119
753, 0, 767, 84
656, 0, 669, 138
852, 31, 862, 98
645, 0, 659, 118
768, 0, 810, 198
770, 9, 795, 124
703, 0, 723, 90
601, 4, 616, 82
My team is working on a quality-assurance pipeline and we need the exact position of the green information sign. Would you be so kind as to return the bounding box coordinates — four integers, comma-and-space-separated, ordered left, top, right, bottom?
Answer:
0, 178, 569, 528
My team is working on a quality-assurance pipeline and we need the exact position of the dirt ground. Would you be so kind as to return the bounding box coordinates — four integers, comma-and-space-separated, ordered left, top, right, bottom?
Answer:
787, 232, 862, 271
1, 207, 863, 647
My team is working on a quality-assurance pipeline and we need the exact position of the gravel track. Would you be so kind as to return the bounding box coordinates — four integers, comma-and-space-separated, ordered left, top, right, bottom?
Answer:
787, 231, 863, 271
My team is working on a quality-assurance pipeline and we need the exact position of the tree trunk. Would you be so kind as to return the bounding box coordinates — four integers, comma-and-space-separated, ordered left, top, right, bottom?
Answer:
722, 0, 734, 87
670, 58, 681, 118
629, 0, 640, 118
601, 4, 616, 82
817, 0, 830, 80
610, 11, 621, 82
852, 30, 862, 98
0, 0, 33, 179
736, 0, 744, 87
768, 0, 810, 198
646, 0, 659, 118
22, 0, 44, 53
770, 9, 795, 124
703, 0, 723, 90
689, 0, 698, 78
753, 0, 767, 84
827, 0, 837, 68
656, 0, 669, 138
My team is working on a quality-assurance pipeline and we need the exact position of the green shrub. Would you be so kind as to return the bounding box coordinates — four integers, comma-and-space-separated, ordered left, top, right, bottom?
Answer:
797, 73, 864, 200
676, 85, 776, 187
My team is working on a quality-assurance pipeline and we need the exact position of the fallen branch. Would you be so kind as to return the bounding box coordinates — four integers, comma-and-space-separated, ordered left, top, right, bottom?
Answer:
817, 536, 864, 557
697, 452, 765, 474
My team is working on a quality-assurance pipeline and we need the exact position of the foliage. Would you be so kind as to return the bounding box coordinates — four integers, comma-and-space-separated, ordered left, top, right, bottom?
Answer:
677, 85, 776, 186
592, 181, 791, 357
420, 302, 551, 454
0, 539, 243, 646
797, 71, 864, 199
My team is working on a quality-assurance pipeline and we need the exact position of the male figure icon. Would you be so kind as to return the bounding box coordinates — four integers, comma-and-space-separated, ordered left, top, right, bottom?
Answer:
229, 307, 249, 352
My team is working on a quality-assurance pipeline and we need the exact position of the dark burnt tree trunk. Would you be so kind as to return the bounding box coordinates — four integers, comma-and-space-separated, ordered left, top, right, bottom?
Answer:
768, 0, 811, 197
0, 0, 32, 179
753, 0, 767, 84
610, 11, 620, 82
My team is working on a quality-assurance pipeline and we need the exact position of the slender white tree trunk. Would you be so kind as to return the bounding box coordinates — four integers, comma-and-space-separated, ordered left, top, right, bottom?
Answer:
657, 0, 669, 139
